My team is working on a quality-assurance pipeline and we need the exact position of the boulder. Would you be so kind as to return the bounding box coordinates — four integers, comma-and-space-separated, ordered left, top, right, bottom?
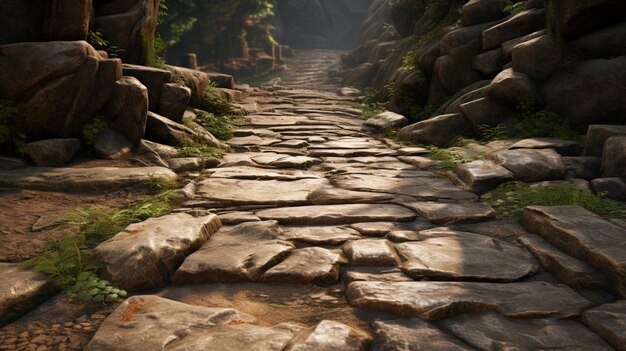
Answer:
582, 301, 626, 351
550, 0, 626, 39
601, 135, 626, 179
542, 57, 626, 128
145, 111, 194, 146
501, 29, 546, 60
488, 149, 567, 182
512, 34, 562, 83
482, 9, 546, 50
0, 41, 116, 139
364, 111, 409, 130
43, 0, 92, 41
91, 129, 134, 160
570, 22, 626, 60
591, 178, 626, 201
138, 139, 178, 159
460, 97, 511, 130
440, 21, 500, 56
342, 63, 377, 87
563, 156, 602, 180
435, 53, 483, 95
488, 68, 542, 106
206, 71, 235, 89
167, 157, 219, 173
122, 64, 172, 111
107, 76, 148, 144
158, 83, 191, 123
440, 81, 491, 115
398, 114, 473, 147
0, 263, 56, 327
462, 0, 512, 26
508, 138, 582, 156
165, 65, 209, 108
95, 213, 221, 291
452, 159, 515, 194
0, 0, 47, 45
472, 48, 507, 76
93, 0, 160, 65
26, 138, 81, 166
390, 0, 421, 36
583, 125, 626, 157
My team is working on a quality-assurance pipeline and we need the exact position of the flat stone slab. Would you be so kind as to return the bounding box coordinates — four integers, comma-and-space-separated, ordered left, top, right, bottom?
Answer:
403, 201, 496, 224
0, 166, 177, 192
309, 149, 397, 157
210, 167, 322, 180
218, 212, 261, 225
173, 221, 294, 283
509, 137, 581, 155
278, 226, 361, 245
519, 233, 608, 290
442, 313, 613, 351
583, 301, 626, 351
523, 205, 626, 297
371, 319, 472, 351
309, 139, 386, 150
350, 222, 396, 237
270, 156, 323, 169
284, 320, 371, 351
345, 267, 414, 284
307, 187, 395, 205
256, 204, 416, 225
196, 178, 329, 207
84, 295, 303, 351
262, 247, 347, 285
94, 213, 221, 291
343, 239, 399, 266
0, 263, 56, 326
239, 115, 310, 127
488, 149, 567, 182
396, 229, 539, 281
452, 159, 514, 194
346, 281, 592, 320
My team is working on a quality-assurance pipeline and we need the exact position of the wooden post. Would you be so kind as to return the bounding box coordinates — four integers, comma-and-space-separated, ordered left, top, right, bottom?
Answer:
186, 53, 198, 69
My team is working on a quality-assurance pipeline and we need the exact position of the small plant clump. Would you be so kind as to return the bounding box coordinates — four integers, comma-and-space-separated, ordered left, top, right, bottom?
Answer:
0, 99, 41, 155
87, 31, 125, 58
193, 111, 237, 140
427, 147, 480, 171
67, 272, 127, 304
203, 82, 234, 116
82, 117, 111, 145
514, 99, 579, 141
483, 181, 626, 218
504, 1, 527, 15
175, 138, 226, 158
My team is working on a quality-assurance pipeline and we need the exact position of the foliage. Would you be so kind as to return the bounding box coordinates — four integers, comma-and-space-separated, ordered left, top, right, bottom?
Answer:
67, 272, 127, 304
202, 82, 234, 116
175, 138, 226, 158
477, 124, 509, 142
143, 174, 181, 194
87, 31, 124, 58
0, 99, 39, 155
514, 99, 578, 140
483, 181, 626, 218
427, 147, 478, 171
143, 32, 167, 68
503, 1, 527, 15
82, 117, 110, 145
193, 111, 237, 140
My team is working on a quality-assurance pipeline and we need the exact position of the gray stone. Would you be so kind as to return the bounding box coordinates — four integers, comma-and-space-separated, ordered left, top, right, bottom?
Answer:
452, 159, 515, 194
95, 213, 221, 291
262, 247, 346, 285
92, 129, 134, 160
602, 135, 626, 179
483, 9, 546, 50
308, 187, 396, 205
343, 239, 399, 266
591, 177, 626, 201
398, 114, 473, 147
371, 319, 472, 351
523, 205, 626, 298
279, 226, 361, 245
256, 204, 417, 225
26, 138, 81, 166
571, 22, 626, 60
403, 201, 496, 225
488, 68, 542, 106
519, 233, 608, 289
0, 263, 56, 326
509, 138, 582, 156
488, 149, 567, 182
146, 111, 194, 146
284, 320, 371, 351
396, 229, 538, 281
347, 280, 591, 320
172, 221, 293, 283
108, 76, 148, 144
122, 64, 172, 111
168, 157, 219, 173
345, 267, 414, 284
218, 212, 261, 225
512, 34, 562, 82
442, 313, 614, 351
583, 301, 626, 351
0, 166, 177, 192
460, 97, 511, 130
138, 139, 178, 159
159, 83, 191, 123
364, 111, 409, 130
501, 29, 546, 60
583, 125, 626, 157
472, 48, 507, 76
350, 222, 396, 237
462, 0, 511, 26
210, 167, 321, 181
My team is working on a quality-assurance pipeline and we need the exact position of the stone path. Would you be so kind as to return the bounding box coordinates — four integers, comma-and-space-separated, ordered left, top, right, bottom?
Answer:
2, 50, 625, 351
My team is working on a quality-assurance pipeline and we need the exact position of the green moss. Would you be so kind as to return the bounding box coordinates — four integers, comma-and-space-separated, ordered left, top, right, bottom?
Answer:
175, 138, 226, 158
483, 181, 626, 219
503, 1, 527, 15
427, 147, 479, 171
192, 111, 237, 140
82, 117, 110, 146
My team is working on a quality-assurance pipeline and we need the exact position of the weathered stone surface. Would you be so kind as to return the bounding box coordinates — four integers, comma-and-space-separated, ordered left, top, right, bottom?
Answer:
168, 157, 219, 173
270, 156, 323, 169
396, 229, 538, 281
452, 160, 514, 194
364, 111, 409, 130
122, 64, 171, 111
371, 319, 472, 351
210, 167, 321, 181
472, 48, 507, 76
519, 233, 608, 289
108, 76, 148, 143
488, 68, 542, 106
571, 22, 626, 60
228, 135, 281, 147
442, 313, 613, 351
488, 149, 567, 182
159, 83, 191, 123
0, 156, 28, 170
284, 320, 371, 351
26, 138, 81, 166
95, 213, 221, 291
343, 239, 399, 266
138, 139, 178, 159
279, 226, 361, 245
345, 267, 414, 284
460, 97, 510, 129
512, 34, 562, 83
462, 0, 511, 26
591, 177, 626, 201
583, 301, 626, 351
483, 9, 546, 50
403, 201, 495, 225
256, 204, 416, 225
501, 29, 546, 59
308, 187, 395, 205
510, 137, 581, 156
146, 111, 195, 146
92, 129, 134, 160
173, 221, 293, 283
550, 0, 626, 39
564, 156, 602, 180
543, 58, 626, 127
263, 247, 346, 285
398, 114, 473, 147
583, 125, 626, 157
350, 222, 395, 237
0, 166, 177, 191
347, 280, 592, 320
273, 139, 309, 148
602, 135, 626, 179
309, 149, 397, 158
434, 53, 483, 95
523, 205, 626, 297
218, 212, 261, 225
0, 263, 56, 327
196, 178, 328, 207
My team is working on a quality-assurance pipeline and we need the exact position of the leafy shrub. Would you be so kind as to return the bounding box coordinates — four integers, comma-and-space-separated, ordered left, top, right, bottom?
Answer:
202, 82, 234, 116
428, 147, 479, 171
82, 117, 110, 145
67, 272, 127, 303
193, 111, 236, 140
175, 138, 225, 158
87, 31, 124, 58
0, 99, 41, 154
483, 181, 626, 218
514, 99, 578, 140
504, 1, 527, 15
